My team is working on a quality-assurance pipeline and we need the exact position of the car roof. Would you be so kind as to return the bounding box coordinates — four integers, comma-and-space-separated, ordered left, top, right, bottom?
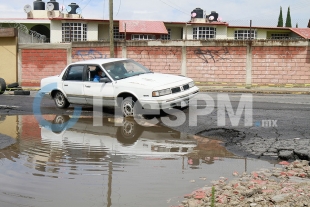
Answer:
71, 58, 128, 65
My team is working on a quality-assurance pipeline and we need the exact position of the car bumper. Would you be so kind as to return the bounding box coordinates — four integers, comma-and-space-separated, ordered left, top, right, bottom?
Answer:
139, 87, 199, 110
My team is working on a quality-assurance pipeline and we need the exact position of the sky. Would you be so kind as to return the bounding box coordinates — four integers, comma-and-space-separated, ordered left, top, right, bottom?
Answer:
0, 0, 309, 27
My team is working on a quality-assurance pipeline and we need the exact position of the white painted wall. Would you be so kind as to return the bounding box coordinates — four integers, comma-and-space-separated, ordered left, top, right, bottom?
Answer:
216, 26, 227, 39
87, 22, 98, 41
50, 21, 62, 43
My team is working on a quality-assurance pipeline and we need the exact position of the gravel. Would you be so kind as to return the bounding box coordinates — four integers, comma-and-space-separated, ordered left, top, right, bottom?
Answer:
177, 160, 310, 207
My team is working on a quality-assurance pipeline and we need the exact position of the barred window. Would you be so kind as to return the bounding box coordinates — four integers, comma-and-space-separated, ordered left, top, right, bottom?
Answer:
131, 34, 156, 40
62, 23, 87, 42
234, 30, 256, 40
161, 29, 171, 40
193, 27, 216, 39
271, 33, 289, 39
114, 26, 125, 39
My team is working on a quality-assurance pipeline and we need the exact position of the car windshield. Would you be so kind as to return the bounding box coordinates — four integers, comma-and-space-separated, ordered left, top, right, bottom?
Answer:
102, 59, 152, 80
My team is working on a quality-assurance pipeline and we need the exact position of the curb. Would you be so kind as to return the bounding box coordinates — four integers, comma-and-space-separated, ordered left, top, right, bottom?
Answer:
3, 86, 310, 95
198, 88, 310, 95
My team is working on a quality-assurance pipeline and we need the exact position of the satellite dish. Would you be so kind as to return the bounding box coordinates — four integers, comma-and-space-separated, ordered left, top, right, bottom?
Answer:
24, 4, 32, 13
209, 16, 214, 21
217, 17, 222, 22
66, 6, 71, 13
76, 7, 82, 15
46, 3, 54, 11
191, 12, 196, 18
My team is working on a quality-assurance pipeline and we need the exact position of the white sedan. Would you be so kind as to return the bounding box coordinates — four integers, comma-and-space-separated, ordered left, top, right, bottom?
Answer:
40, 58, 199, 117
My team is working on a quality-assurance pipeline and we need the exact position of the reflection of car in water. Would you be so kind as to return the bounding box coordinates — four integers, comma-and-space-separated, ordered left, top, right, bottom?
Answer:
41, 115, 197, 156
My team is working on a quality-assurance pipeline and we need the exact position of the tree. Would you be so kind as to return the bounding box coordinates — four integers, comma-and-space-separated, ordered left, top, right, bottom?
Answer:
277, 7, 283, 27
285, 6, 292, 27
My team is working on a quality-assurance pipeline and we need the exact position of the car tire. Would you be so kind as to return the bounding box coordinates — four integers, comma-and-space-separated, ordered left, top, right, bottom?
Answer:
0, 78, 6, 95
52, 115, 70, 133
14, 90, 30, 95
121, 97, 141, 117
0, 115, 6, 122
7, 82, 19, 88
54, 91, 70, 109
116, 118, 142, 145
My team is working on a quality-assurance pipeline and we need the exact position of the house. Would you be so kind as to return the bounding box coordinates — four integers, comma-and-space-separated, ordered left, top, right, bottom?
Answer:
0, 1, 310, 87
0, 2, 309, 43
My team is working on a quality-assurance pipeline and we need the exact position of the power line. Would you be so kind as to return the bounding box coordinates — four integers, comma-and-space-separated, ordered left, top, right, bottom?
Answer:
159, 0, 188, 16
116, 0, 121, 16
103, 0, 105, 19
81, 0, 92, 10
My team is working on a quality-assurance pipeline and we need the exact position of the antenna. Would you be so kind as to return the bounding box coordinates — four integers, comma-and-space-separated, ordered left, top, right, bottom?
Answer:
76, 7, 82, 15
46, 3, 54, 11
60, 5, 65, 13
24, 4, 32, 13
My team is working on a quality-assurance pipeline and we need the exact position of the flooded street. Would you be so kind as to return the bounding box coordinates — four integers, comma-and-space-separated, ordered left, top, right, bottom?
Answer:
0, 115, 280, 207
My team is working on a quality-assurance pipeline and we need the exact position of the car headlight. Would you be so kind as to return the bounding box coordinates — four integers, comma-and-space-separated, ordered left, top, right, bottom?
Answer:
152, 88, 172, 97
188, 81, 195, 88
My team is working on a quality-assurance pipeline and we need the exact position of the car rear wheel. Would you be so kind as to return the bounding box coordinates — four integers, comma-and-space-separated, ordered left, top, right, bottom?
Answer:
0, 78, 6, 95
54, 91, 70, 109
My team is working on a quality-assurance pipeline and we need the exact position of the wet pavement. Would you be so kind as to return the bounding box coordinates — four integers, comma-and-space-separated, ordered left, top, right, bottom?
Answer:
0, 115, 281, 207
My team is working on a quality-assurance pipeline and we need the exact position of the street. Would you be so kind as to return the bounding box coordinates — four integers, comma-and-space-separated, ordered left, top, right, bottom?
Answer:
1, 91, 310, 160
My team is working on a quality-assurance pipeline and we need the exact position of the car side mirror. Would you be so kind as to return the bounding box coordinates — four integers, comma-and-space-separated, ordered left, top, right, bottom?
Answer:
99, 77, 111, 83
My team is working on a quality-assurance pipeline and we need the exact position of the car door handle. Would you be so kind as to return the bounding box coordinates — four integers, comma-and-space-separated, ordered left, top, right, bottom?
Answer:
64, 84, 68, 86
85, 85, 91, 88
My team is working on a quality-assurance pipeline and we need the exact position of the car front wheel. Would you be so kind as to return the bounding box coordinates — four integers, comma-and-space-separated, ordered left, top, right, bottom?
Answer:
121, 97, 141, 117
54, 91, 70, 109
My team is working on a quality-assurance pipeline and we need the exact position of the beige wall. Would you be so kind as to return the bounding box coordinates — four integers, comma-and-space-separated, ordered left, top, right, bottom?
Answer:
98, 24, 109, 40
0, 115, 18, 139
0, 37, 17, 84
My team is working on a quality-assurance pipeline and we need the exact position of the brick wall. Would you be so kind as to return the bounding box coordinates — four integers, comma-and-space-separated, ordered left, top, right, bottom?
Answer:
21, 49, 67, 86
186, 47, 247, 83
252, 46, 310, 85
20, 115, 55, 140
19, 41, 310, 87
127, 46, 182, 74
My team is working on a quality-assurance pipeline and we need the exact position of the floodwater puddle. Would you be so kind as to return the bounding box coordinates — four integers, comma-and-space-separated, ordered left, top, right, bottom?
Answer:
0, 114, 280, 207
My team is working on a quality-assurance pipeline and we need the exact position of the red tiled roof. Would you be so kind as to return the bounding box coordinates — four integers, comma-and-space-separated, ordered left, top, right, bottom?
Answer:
119, 20, 168, 34
289, 28, 310, 39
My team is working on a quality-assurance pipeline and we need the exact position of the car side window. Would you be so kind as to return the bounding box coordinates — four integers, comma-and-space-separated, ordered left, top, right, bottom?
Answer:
64, 65, 84, 81
86, 65, 108, 82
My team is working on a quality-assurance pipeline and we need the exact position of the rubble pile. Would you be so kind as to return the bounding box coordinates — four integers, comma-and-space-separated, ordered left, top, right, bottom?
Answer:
178, 160, 310, 207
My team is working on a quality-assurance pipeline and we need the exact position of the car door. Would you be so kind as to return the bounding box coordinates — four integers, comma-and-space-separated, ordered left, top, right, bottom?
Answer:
62, 64, 87, 104
84, 65, 115, 106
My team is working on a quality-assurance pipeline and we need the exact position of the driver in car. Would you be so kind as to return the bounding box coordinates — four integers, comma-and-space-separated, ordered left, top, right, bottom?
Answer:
93, 67, 104, 82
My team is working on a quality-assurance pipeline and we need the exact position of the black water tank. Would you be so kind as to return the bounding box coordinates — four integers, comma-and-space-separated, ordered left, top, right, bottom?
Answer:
208, 11, 219, 21
191, 8, 203, 18
68, 3, 79, 14
47, 0, 59, 10
33, 0, 45, 10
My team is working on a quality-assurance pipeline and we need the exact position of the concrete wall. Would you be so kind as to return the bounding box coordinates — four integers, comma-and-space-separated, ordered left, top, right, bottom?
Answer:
50, 21, 62, 43
18, 40, 310, 87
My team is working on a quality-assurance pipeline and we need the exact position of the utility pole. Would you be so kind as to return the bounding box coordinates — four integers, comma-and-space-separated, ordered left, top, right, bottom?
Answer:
109, 0, 114, 58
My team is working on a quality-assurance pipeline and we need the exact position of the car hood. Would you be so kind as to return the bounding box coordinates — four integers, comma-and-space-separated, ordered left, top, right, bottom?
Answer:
117, 73, 190, 89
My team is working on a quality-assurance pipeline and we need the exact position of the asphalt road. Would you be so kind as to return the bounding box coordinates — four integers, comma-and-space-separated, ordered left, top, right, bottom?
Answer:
1, 91, 310, 161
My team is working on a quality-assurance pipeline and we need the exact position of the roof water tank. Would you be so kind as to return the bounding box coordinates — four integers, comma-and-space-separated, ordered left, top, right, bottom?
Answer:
68, 3, 79, 14
191, 8, 203, 18
33, 0, 45, 10
47, 0, 59, 10
207, 11, 219, 21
